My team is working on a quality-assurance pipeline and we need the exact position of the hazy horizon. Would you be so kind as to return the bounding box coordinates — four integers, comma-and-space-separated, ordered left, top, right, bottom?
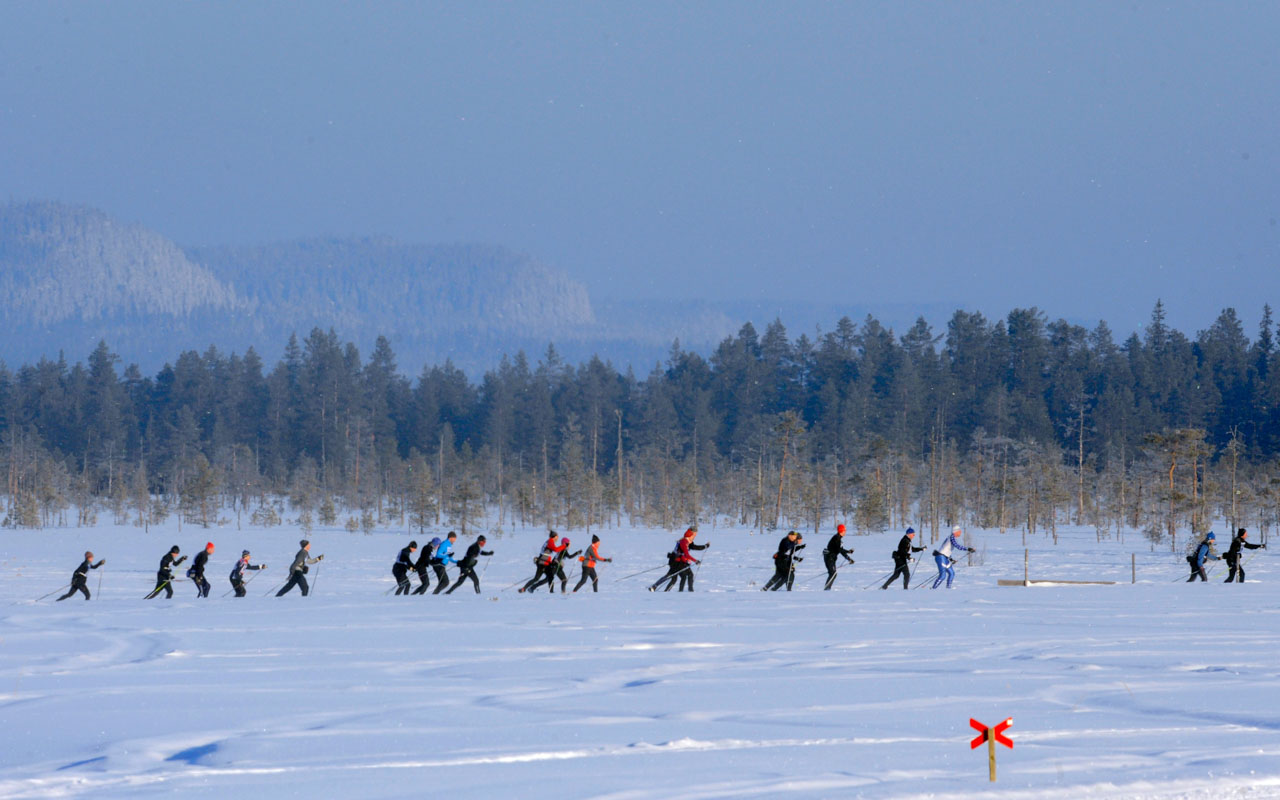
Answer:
3, 2, 1278, 336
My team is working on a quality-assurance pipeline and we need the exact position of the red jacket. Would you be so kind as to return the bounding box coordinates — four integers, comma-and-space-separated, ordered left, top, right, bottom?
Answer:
675, 537, 695, 564
538, 537, 568, 566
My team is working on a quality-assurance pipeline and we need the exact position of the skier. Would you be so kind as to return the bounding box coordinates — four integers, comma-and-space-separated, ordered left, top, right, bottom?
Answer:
762, 530, 801, 591
56, 551, 105, 601
822, 524, 855, 590
229, 550, 266, 597
412, 537, 440, 595
527, 537, 581, 593
520, 531, 568, 593
645, 527, 706, 588
392, 541, 418, 595
1186, 532, 1220, 582
431, 532, 458, 595
785, 533, 806, 590
446, 536, 494, 594
573, 535, 612, 592
883, 527, 925, 590
187, 542, 215, 598
147, 546, 187, 599
667, 527, 708, 592
1224, 528, 1266, 583
277, 540, 323, 597
931, 526, 973, 589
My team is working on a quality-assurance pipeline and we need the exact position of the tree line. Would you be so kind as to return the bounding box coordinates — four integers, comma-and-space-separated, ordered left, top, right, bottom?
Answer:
3, 301, 1278, 548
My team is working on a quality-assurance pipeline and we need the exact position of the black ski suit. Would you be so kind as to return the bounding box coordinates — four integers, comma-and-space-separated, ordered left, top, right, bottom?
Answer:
763, 536, 801, 591
229, 558, 263, 597
278, 549, 320, 596
823, 534, 854, 590
650, 549, 684, 592
189, 550, 213, 598
446, 542, 493, 594
1224, 535, 1265, 583
147, 553, 186, 599
393, 546, 416, 595
412, 546, 435, 594
883, 535, 925, 590
57, 558, 104, 601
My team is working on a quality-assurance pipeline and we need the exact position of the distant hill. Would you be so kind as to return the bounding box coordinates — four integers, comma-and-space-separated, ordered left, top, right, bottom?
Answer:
0, 202, 616, 373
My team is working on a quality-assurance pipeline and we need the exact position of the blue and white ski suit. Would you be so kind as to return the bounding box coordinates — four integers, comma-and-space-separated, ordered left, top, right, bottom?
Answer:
932, 532, 971, 589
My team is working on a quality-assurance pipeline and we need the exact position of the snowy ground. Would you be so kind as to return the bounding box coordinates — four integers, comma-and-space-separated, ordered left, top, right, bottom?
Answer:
2, 520, 1279, 799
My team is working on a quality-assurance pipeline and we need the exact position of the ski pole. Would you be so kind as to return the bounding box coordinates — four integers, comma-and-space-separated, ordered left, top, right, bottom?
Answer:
97, 568, 105, 599
221, 569, 262, 598
263, 580, 286, 597
30, 584, 71, 604
615, 564, 667, 582
864, 571, 895, 589
310, 564, 321, 595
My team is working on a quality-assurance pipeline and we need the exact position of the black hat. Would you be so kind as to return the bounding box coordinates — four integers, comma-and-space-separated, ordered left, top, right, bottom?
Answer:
300, 539, 310, 547
170, 545, 180, 553
242, 549, 251, 557
592, 535, 600, 543
477, 535, 487, 543
409, 540, 418, 549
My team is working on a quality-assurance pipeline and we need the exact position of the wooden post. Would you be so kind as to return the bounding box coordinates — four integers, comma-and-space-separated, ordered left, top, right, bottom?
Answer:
988, 730, 997, 781
1132, 553, 1136, 584
1024, 548, 1029, 586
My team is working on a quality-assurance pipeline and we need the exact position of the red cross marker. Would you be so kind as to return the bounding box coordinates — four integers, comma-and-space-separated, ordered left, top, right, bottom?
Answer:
969, 717, 1013, 781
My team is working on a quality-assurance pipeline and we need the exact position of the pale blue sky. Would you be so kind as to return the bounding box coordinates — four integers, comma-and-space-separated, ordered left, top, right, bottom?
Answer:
2, 1, 1277, 333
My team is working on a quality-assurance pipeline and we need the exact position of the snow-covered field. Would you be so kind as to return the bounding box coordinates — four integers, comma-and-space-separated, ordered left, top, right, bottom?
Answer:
2, 521, 1279, 799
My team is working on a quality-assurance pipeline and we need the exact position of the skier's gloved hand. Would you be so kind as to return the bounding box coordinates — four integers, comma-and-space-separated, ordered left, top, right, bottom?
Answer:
704, 542, 711, 549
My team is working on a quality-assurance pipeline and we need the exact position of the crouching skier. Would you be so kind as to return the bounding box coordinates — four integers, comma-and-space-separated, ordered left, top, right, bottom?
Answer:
883, 527, 924, 590
447, 536, 494, 594
147, 546, 186, 599
393, 541, 418, 595
520, 531, 567, 593
573, 535, 612, 592
931, 526, 972, 589
1186, 532, 1220, 582
431, 532, 458, 595
188, 542, 215, 598
823, 524, 855, 590
762, 531, 800, 591
412, 537, 440, 594
57, 551, 105, 601
229, 550, 266, 597
277, 540, 323, 597
1225, 528, 1266, 583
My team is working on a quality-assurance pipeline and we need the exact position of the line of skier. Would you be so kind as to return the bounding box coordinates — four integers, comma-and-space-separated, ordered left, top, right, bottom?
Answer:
1186, 528, 1267, 582
43, 524, 1270, 602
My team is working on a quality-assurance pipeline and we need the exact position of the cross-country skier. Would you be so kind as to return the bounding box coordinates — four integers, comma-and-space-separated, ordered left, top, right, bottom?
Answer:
56, 551, 105, 601
883, 527, 925, 590
931, 526, 972, 589
762, 531, 801, 591
785, 533, 806, 590
431, 532, 458, 595
520, 531, 568, 593
1187, 532, 1220, 582
229, 550, 266, 597
412, 537, 440, 594
147, 546, 186, 599
527, 537, 581, 593
573, 535, 612, 592
188, 542, 215, 598
1224, 528, 1266, 583
446, 536, 494, 594
277, 540, 323, 597
822, 524, 855, 590
393, 541, 417, 595
672, 528, 708, 592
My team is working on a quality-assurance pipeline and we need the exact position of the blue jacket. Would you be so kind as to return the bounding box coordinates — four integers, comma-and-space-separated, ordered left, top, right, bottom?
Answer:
1194, 540, 1219, 567
435, 540, 456, 565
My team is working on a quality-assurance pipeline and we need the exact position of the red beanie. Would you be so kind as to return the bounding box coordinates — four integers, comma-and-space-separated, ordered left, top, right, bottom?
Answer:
206, 542, 215, 551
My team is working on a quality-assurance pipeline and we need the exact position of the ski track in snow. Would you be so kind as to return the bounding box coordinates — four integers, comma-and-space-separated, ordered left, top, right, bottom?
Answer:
2, 523, 1280, 798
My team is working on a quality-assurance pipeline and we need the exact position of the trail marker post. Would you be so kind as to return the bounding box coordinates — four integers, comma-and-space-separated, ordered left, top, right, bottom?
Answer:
970, 717, 1013, 781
